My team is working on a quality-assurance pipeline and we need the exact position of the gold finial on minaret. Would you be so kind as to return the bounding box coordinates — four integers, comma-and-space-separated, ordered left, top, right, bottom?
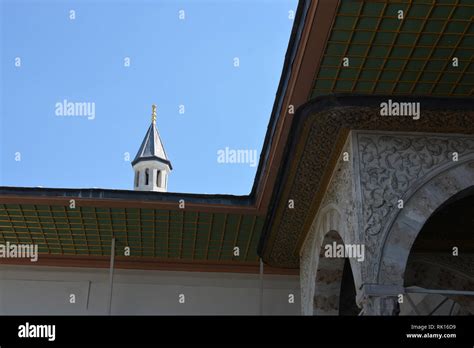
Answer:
151, 104, 157, 124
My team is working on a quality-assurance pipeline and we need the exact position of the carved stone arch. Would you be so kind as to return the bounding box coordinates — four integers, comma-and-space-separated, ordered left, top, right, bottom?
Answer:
313, 229, 346, 315
300, 204, 343, 315
300, 204, 359, 315
377, 157, 474, 286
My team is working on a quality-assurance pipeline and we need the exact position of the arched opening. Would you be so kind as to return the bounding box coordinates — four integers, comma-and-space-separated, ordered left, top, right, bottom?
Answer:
135, 171, 140, 187
339, 259, 359, 315
401, 186, 474, 315
145, 168, 149, 185
313, 230, 358, 315
156, 171, 161, 187
378, 159, 474, 287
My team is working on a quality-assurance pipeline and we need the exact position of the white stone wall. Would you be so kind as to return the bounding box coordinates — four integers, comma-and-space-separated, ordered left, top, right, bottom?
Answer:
0, 265, 300, 315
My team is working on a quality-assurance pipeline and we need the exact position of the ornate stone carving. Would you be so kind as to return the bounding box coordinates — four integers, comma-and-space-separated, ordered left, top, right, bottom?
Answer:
358, 134, 474, 237
356, 134, 474, 280
323, 147, 357, 248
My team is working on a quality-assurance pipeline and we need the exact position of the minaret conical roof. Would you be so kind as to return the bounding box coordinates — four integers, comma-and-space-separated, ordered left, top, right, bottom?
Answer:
131, 105, 172, 169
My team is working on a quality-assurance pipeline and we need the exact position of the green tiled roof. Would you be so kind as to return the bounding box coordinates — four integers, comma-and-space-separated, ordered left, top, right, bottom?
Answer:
0, 204, 263, 262
311, 0, 473, 98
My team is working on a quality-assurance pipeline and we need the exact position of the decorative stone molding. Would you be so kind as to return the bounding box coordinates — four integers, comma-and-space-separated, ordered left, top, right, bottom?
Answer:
300, 223, 318, 315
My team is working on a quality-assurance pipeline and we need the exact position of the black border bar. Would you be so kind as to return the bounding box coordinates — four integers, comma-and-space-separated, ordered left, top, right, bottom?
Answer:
0, 315, 473, 345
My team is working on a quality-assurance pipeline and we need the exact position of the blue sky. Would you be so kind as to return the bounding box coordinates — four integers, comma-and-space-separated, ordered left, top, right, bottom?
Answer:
0, 0, 297, 195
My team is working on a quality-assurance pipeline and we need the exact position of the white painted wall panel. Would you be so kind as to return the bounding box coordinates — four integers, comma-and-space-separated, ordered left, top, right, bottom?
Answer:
0, 265, 300, 315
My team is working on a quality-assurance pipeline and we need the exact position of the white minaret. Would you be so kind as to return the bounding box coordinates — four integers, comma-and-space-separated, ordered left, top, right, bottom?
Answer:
132, 104, 172, 192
